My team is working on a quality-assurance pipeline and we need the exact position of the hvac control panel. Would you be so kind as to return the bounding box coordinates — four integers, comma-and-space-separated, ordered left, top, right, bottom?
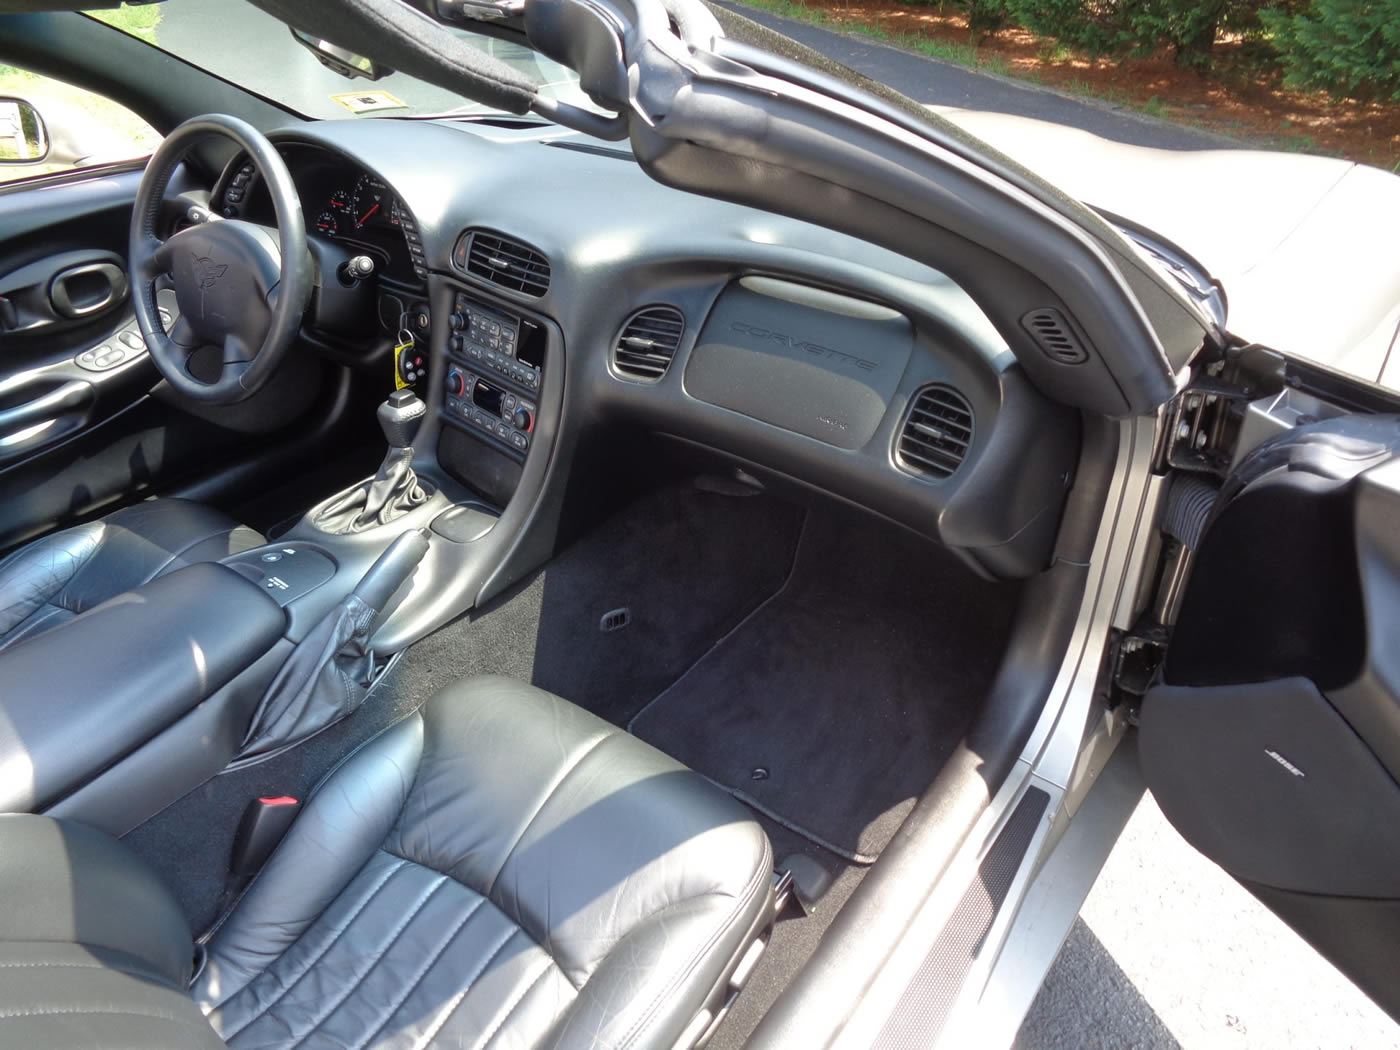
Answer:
442, 292, 543, 459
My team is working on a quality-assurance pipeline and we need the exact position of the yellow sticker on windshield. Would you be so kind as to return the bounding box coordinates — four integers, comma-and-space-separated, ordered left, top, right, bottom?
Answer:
331, 91, 407, 114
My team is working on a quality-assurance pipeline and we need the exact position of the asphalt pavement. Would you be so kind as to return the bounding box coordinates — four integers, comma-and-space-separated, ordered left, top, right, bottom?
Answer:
712, 0, 1234, 150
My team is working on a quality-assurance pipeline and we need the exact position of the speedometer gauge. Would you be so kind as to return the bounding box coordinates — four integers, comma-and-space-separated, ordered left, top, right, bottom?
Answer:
315, 211, 340, 235
351, 173, 388, 231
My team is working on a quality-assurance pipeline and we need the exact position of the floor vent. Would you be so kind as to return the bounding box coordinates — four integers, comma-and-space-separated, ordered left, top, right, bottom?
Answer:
896, 386, 974, 480
613, 306, 684, 380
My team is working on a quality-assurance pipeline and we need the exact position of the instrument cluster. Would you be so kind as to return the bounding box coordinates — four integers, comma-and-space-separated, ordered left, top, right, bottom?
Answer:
312, 172, 408, 239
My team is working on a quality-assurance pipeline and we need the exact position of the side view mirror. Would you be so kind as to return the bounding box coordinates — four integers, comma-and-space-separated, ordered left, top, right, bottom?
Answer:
289, 28, 394, 81
0, 97, 49, 165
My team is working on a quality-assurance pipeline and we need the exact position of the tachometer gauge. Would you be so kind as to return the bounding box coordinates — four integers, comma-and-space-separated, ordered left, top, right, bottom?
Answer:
351, 173, 388, 230
314, 211, 340, 236
329, 188, 351, 212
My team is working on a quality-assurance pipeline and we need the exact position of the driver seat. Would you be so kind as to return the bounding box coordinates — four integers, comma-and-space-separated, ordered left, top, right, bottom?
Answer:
0, 498, 262, 652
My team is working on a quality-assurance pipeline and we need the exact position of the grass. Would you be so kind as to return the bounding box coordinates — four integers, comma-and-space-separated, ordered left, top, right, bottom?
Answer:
730, 0, 1250, 131
88, 3, 162, 44
0, 5, 163, 184
741, 0, 1012, 74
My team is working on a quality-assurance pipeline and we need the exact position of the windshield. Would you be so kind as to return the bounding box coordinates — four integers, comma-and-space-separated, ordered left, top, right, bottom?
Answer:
89, 0, 591, 120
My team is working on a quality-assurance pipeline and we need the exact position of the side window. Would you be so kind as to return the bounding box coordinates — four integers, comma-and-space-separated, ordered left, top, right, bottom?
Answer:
0, 64, 161, 186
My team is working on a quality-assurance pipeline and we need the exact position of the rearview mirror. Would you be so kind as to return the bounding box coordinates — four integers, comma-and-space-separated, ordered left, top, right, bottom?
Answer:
289, 28, 394, 81
0, 98, 49, 164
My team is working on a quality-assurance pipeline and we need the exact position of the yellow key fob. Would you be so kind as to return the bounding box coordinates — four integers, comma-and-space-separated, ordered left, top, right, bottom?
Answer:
393, 331, 416, 390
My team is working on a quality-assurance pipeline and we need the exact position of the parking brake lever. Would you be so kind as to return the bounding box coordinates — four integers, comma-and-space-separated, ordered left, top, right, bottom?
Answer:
354, 527, 432, 617
238, 528, 432, 761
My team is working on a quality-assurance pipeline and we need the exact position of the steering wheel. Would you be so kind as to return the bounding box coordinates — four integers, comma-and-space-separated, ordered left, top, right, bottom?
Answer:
129, 115, 312, 404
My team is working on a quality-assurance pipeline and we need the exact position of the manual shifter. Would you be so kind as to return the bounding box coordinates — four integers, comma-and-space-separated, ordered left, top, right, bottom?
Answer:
312, 391, 429, 534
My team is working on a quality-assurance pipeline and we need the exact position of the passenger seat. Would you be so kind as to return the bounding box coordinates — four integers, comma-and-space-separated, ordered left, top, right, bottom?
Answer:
0, 676, 774, 1049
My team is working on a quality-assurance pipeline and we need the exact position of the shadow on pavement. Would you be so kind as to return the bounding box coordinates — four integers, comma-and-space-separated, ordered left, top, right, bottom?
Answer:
1015, 917, 1181, 1050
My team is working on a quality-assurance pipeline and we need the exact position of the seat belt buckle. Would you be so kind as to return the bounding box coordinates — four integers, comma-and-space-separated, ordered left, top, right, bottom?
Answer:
229, 796, 301, 877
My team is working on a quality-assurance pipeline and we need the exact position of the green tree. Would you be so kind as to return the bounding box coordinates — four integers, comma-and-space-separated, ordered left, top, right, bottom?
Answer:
1006, 0, 1273, 68
1263, 0, 1400, 101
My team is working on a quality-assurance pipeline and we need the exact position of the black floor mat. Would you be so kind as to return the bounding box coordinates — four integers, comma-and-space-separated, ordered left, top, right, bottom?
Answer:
630, 511, 1020, 862
121, 660, 425, 936
386, 481, 806, 728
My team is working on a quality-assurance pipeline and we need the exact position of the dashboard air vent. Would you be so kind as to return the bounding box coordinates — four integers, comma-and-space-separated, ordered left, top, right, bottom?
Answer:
455, 230, 550, 296
613, 306, 684, 380
897, 386, 973, 479
1022, 308, 1089, 364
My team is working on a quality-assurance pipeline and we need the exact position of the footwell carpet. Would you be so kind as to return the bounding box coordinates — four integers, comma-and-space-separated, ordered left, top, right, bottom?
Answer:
630, 510, 1020, 861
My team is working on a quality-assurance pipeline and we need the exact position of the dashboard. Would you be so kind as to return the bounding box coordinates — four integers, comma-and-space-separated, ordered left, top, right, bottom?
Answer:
211, 118, 1080, 580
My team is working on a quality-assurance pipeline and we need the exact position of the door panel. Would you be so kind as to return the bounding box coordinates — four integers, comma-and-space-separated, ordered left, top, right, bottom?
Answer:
1140, 413, 1400, 1021
0, 167, 243, 550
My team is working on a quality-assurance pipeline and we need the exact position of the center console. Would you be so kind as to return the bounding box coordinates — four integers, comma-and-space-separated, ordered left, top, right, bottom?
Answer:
441, 291, 544, 459
270, 269, 565, 655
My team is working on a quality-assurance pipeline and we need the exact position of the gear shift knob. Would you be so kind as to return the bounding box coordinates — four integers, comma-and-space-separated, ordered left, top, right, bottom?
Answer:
378, 390, 425, 449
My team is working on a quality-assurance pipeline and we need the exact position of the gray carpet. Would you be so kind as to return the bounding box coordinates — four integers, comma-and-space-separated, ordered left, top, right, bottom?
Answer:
630, 510, 1021, 862
382, 481, 807, 728
122, 659, 424, 936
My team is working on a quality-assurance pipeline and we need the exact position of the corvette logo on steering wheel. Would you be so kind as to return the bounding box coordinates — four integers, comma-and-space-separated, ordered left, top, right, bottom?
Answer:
191, 253, 228, 322
191, 253, 228, 289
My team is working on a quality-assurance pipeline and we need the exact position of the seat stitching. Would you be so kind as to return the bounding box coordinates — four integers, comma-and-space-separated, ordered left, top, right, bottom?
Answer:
477, 956, 560, 1050
0, 958, 171, 984
217, 856, 408, 1040
485, 729, 613, 899
616, 834, 774, 1050
348, 893, 489, 1050
0, 1004, 222, 1037
409, 924, 524, 1050
291, 873, 451, 1045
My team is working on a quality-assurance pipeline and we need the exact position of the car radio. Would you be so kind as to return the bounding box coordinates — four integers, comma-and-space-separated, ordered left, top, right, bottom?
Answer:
442, 292, 542, 456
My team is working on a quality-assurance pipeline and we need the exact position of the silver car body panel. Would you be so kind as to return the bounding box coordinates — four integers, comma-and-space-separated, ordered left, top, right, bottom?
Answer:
935, 108, 1400, 389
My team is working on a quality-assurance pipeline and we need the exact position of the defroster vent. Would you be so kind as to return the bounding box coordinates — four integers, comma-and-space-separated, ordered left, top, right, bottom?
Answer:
897, 386, 973, 479
612, 306, 684, 380
1021, 308, 1089, 364
453, 230, 550, 297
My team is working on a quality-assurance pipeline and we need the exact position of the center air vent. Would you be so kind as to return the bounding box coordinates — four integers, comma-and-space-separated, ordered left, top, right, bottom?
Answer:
896, 385, 973, 479
1022, 308, 1089, 364
453, 230, 550, 297
612, 306, 684, 380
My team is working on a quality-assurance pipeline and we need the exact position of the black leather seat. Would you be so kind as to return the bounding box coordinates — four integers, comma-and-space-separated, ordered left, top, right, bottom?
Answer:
0, 676, 774, 1050
0, 498, 262, 652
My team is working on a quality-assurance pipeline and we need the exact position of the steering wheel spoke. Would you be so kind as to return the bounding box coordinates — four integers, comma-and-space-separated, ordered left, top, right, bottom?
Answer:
134, 235, 175, 283
222, 334, 254, 369
168, 316, 201, 349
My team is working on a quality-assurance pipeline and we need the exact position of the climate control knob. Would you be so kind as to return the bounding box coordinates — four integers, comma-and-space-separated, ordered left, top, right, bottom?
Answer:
511, 407, 533, 432
446, 368, 467, 397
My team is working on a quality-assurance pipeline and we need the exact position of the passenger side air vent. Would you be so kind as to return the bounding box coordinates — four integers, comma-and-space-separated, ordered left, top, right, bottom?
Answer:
896, 386, 973, 479
612, 306, 684, 381
1021, 308, 1089, 364
453, 230, 550, 297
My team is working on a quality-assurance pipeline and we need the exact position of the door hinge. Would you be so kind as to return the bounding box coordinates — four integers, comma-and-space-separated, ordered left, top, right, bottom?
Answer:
1109, 625, 1169, 723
